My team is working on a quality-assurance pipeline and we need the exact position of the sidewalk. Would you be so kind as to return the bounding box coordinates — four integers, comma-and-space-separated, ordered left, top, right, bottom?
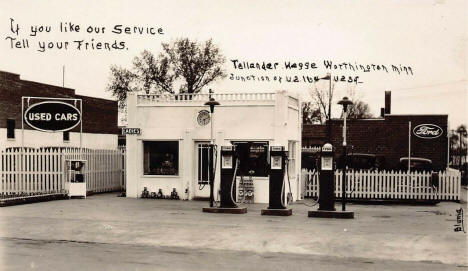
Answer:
0, 193, 467, 268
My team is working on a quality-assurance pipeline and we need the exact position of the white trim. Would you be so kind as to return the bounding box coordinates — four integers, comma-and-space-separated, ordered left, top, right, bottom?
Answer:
136, 104, 275, 108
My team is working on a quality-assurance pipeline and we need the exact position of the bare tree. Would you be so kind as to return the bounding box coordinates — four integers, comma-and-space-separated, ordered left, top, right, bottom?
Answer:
308, 81, 335, 124
307, 82, 372, 123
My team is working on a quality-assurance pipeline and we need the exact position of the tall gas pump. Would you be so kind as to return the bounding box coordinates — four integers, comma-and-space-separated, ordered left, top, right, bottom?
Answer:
318, 143, 335, 211
202, 145, 247, 214
261, 146, 293, 216
308, 143, 354, 218
219, 145, 238, 208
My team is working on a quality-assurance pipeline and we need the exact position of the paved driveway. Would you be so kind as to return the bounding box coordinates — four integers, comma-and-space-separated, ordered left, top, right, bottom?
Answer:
0, 193, 467, 270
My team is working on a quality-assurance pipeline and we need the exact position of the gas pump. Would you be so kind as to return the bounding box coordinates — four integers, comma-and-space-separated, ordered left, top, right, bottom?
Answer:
219, 145, 238, 208
65, 159, 87, 198
202, 145, 247, 214
318, 143, 335, 211
261, 146, 292, 216
308, 143, 354, 218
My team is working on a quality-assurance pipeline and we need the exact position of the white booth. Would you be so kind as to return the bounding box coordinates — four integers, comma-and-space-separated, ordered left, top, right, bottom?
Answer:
125, 91, 302, 203
65, 159, 87, 198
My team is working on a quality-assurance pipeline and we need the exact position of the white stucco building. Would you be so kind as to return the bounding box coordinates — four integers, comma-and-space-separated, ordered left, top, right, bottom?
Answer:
125, 91, 302, 203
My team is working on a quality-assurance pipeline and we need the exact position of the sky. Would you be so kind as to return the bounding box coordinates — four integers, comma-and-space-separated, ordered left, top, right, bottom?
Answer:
1, 0, 466, 128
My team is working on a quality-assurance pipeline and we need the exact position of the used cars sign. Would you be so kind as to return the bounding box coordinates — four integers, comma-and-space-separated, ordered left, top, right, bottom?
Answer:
24, 101, 81, 132
413, 124, 443, 139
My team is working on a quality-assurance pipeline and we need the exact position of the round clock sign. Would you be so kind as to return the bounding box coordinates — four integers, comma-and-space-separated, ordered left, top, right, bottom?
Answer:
197, 110, 211, 126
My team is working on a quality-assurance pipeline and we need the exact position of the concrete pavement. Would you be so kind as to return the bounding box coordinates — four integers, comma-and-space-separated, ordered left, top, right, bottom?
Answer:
1, 237, 465, 271
0, 192, 467, 270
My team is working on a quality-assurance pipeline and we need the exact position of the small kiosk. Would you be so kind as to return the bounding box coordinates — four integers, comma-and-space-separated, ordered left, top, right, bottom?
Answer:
65, 159, 87, 198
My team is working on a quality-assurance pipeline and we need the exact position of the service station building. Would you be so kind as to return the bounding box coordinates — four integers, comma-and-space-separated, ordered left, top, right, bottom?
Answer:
125, 91, 302, 203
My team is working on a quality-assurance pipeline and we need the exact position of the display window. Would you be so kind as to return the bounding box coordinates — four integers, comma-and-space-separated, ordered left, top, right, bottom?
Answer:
231, 141, 269, 177
143, 141, 179, 175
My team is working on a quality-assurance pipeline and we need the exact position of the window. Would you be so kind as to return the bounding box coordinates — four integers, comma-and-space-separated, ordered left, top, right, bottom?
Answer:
143, 141, 179, 175
7, 119, 15, 139
63, 131, 70, 142
231, 141, 269, 177
118, 135, 126, 147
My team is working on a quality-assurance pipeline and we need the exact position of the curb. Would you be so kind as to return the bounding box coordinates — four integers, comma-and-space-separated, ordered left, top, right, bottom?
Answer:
0, 193, 68, 207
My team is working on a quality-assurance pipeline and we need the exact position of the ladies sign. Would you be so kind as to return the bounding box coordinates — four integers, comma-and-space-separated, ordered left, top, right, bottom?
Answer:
24, 101, 81, 132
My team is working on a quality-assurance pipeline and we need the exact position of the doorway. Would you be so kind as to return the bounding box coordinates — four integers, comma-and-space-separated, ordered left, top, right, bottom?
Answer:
193, 142, 212, 198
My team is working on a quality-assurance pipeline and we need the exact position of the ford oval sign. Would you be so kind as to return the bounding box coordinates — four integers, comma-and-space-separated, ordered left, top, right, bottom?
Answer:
24, 101, 81, 132
413, 124, 443, 139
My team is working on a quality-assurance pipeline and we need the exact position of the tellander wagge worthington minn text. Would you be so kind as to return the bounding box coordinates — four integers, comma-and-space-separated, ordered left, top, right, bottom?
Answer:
229, 59, 414, 84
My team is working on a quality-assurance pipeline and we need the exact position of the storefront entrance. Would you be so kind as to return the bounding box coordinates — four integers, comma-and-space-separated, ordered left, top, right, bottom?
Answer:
193, 141, 212, 198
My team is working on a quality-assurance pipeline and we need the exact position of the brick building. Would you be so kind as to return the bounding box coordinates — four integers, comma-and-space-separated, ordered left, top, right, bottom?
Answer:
302, 92, 448, 171
0, 71, 119, 149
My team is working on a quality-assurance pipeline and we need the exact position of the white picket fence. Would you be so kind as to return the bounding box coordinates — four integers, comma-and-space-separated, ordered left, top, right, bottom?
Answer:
0, 148, 125, 195
302, 169, 461, 201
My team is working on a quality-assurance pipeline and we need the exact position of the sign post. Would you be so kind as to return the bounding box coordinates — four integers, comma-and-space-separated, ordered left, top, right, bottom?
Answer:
408, 121, 411, 172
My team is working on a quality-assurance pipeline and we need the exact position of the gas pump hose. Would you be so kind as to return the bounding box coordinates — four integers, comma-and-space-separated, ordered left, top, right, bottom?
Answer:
230, 158, 239, 205
280, 172, 286, 208
280, 158, 294, 208
302, 169, 319, 207
285, 158, 293, 205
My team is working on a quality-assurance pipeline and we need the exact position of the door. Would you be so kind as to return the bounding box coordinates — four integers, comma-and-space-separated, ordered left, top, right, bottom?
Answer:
194, 142, 212, 198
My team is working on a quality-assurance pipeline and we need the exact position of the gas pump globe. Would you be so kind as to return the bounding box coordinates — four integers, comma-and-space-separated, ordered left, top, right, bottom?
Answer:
320, 143, 334, 171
